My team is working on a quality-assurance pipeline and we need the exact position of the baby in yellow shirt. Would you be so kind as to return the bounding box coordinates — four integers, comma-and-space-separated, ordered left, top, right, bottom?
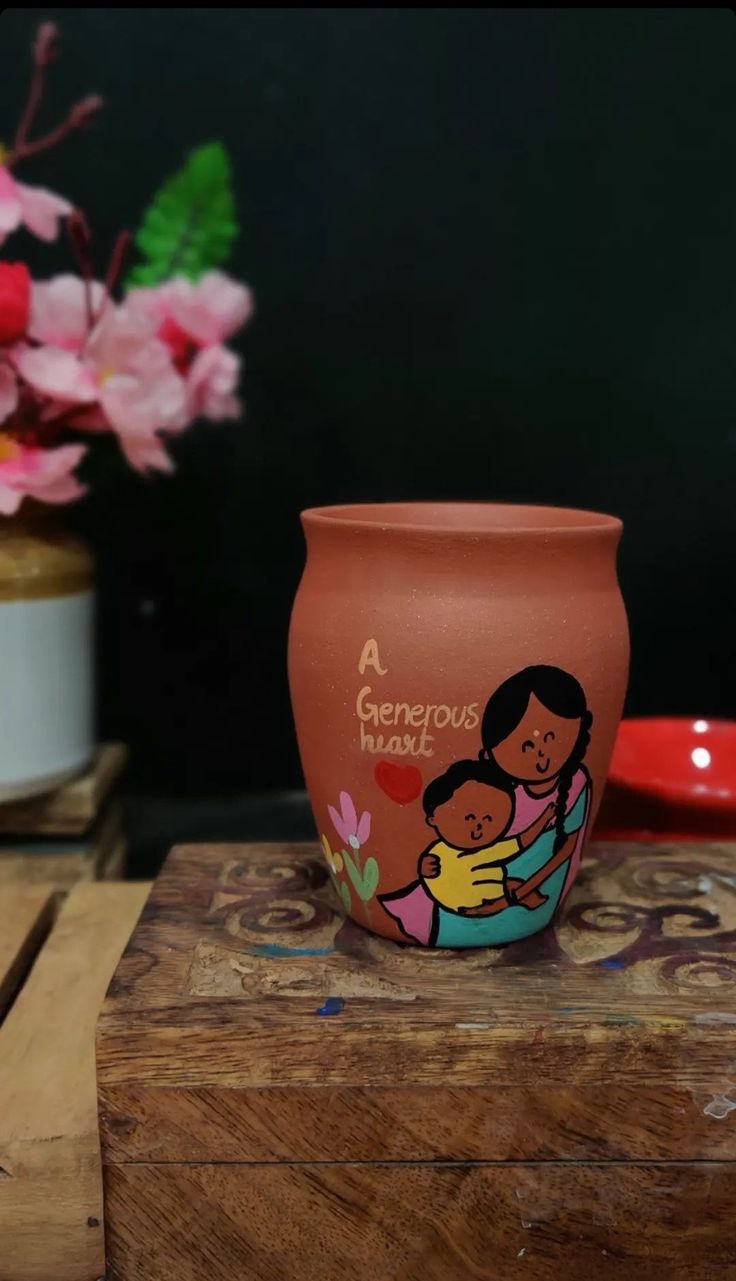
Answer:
418, 759, 555, 914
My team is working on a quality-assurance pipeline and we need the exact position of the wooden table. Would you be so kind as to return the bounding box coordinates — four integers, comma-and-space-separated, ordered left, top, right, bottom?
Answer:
99, 839, 736, 1281
0, 881, 149, 1281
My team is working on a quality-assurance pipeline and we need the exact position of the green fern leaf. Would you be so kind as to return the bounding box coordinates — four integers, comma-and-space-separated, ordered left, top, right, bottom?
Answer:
126, 142, 238, 287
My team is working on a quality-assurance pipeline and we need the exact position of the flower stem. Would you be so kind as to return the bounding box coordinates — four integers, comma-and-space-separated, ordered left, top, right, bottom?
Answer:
67, 209, 94, 335
10, 97, 104, 167
12, 22, 58, 156
6, 23, 103, 169
100, 230, 132, 314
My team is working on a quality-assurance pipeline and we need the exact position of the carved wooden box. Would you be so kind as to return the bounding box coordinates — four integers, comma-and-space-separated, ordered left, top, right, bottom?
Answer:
98, 841, 736, 1281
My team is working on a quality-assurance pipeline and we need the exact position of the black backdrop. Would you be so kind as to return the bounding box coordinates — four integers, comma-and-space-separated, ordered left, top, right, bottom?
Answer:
2, 7, 735, 802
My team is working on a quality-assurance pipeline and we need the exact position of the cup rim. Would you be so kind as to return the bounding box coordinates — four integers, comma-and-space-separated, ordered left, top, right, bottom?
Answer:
302, 501, 622, 537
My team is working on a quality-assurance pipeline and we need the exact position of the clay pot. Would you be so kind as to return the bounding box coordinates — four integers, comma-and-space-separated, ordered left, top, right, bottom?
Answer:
288, 503, 629, 948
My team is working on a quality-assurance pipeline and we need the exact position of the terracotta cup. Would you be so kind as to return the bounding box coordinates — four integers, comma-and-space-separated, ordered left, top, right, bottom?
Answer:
288, 503, 629, 948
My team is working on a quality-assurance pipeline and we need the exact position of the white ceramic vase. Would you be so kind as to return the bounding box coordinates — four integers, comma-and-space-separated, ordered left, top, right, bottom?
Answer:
0, 510, 94, 801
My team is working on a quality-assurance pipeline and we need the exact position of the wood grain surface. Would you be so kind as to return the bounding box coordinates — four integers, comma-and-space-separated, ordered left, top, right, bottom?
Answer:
99, 840, 736, 1280
105, 1162, 736, 1281
0, 880, 150, 1281
0, 802, 123, 889
99, 840, 736, 1156
0, 743, 127, 836
0, 887, 54, 1019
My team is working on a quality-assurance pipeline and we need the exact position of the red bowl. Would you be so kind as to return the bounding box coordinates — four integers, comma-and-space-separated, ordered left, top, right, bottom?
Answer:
608, 717, 736, 817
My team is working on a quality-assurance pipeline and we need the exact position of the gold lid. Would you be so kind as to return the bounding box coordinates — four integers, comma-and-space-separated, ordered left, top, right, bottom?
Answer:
0, 509, 93, 600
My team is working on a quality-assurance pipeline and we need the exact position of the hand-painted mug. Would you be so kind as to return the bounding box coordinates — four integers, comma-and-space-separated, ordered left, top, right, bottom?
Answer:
288, 503, 629, 948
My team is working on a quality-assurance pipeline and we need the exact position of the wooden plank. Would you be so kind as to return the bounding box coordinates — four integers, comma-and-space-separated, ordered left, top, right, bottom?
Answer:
0, 802, 122, 890
104, 1161, 736, 1281
98, 840, 736, 1163
0, 880, 150, 1281
99, 1078, 736, 1165
0, 744, 127, 837
99, 839, 127, 882
0, 887, 55, 1021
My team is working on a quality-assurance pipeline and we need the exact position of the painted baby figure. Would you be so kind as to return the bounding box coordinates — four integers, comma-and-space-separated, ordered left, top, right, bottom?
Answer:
379, 666, 593, 946
418, 760, 555, 916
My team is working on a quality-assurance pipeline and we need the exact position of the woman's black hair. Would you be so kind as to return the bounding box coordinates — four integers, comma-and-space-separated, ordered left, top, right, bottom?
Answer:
479, 665, 592, 855
423, 757, 514, 819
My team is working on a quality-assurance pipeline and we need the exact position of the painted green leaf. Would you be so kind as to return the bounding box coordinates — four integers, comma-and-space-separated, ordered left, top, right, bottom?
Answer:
126, 142, 238, 287
339, 881, 352, 915
342, 849, 364, 897
360, 856, 380, 901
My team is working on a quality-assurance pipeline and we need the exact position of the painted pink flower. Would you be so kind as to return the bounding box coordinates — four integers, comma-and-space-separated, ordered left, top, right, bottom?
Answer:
0, 365, 18, 425
0, 434, 86, 514
28, 274, 105, 351
328, 791, 371, 850
0, 166, 71, 246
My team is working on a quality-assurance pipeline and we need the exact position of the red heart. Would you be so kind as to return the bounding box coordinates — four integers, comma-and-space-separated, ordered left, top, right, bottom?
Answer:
375, 760, 423, 805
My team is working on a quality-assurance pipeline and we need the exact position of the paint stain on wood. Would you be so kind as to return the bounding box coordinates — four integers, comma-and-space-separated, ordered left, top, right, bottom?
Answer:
315, 996, 345, 1017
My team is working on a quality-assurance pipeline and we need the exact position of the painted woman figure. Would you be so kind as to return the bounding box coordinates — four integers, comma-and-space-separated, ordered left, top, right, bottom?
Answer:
379, 665, 593, 947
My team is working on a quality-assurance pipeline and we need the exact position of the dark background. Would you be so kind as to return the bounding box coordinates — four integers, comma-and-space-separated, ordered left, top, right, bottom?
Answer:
2, 8, 735, 868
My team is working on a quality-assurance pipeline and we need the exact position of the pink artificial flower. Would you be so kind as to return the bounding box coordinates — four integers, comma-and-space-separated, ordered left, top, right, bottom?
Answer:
0, 365, 18, 425
11, 343, 97, 404
84, 305, 188, 470
13, 301, 188, 473
328, 791, 371, 850
0, 434, 86, 514
164, 270, 253, 345
187, 345, 241, 420
0, 166, 72, 246
127, 271, 250, 423
128, 270, 253, 348
28, 274, 105, 350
